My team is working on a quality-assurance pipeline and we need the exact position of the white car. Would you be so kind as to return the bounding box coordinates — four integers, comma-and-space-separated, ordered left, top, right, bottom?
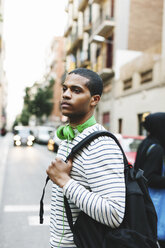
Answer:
35, 126, 55, 145
13, 126, 35, 146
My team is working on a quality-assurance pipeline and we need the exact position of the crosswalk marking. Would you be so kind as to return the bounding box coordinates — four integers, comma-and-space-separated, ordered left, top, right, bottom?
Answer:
4, 204, 50, 212
4, 204, 51, 226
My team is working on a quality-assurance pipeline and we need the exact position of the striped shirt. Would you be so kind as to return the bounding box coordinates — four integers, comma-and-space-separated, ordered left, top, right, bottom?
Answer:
50, 123, 126, 248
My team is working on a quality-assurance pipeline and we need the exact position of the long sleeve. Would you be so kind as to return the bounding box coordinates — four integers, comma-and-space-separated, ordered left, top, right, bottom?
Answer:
50, 124, 126, 247
63, 137, 126, 228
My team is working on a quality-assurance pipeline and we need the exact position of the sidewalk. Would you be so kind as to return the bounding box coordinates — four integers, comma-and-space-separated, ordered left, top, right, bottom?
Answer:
0, 133, 11, 205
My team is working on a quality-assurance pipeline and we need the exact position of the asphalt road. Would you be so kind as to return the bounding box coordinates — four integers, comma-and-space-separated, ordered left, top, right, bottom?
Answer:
0, 133, 56, 248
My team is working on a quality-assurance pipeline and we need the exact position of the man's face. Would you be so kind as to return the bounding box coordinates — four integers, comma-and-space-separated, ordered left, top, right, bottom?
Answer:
61, 73, 93, 118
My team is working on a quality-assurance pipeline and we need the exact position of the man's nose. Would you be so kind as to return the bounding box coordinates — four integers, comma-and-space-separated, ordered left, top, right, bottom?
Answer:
63, 89, 71, 98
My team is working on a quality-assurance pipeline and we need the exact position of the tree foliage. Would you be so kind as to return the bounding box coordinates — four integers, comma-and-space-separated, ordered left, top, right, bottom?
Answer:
17, 78, 55, 125
20, 107, 31, 126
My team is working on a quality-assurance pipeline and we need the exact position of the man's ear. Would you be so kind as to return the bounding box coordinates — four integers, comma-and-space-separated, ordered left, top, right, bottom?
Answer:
91, 95, 100, 107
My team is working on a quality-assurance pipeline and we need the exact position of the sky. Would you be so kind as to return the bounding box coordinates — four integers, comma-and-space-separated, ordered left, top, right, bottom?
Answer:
3, 0, 67, 126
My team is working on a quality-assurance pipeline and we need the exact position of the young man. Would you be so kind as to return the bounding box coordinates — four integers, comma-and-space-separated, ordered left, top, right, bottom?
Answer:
46, 68, 125, 248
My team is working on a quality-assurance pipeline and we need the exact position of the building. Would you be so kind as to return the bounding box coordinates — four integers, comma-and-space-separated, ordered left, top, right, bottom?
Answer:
45, 36, 66, 127
112, 0, 165, 135
64, 0, 115, 127
0, 0, 7, 134
64, 0, 165, 135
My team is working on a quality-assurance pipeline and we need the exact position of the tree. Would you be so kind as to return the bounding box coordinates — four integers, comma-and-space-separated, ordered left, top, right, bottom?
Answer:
18, 78, 55, 125
29, 79, 54, 121
20, 107, 31, 126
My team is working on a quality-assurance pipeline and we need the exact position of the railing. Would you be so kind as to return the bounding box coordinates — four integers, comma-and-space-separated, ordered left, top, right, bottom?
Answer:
92, 15, 114, 34
78, 0, 88, 11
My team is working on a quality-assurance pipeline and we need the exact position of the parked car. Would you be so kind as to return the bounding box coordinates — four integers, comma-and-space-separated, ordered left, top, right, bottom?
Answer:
115, 134, 145, 165
13, 126, 35, 147
47, 131, 61, 153
35, 126, 55, 145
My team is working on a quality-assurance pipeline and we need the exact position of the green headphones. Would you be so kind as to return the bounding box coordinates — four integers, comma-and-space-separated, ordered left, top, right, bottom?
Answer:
57, 116, 96, 140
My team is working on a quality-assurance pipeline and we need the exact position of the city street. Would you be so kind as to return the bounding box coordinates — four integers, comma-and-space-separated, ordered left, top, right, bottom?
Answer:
0, 133, 55, 248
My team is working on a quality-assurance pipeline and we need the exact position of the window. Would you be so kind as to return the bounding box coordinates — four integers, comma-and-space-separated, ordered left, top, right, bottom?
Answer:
118, 118, 123, 133
141, 69, 153, 84
123, 78, 132, 90
106, 36, 113, 68
96, 46, 101, 58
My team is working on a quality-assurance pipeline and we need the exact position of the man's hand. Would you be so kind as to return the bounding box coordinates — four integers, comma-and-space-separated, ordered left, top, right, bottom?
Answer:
46, 157, 72, 188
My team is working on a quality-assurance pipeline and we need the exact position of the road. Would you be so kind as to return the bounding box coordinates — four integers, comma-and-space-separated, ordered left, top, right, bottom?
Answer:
0, 133, 55, 248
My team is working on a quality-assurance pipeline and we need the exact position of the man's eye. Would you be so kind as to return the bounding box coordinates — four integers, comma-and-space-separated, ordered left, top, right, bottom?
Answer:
63, 87, 67, 92
74, 88, 81, 93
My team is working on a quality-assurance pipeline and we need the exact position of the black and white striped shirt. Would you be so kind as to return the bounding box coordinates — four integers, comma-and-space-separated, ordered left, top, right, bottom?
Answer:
50, 123, 125, 248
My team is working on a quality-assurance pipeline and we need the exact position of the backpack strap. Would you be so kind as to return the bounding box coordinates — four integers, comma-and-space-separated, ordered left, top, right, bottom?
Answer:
39, 130, 128, 224
66, 131, 129, 166
39, 175, 50, 224
64, 130, 129, 231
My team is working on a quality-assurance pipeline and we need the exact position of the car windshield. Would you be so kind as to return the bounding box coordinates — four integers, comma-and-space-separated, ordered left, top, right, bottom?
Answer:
120, 138, 142, 152
39, 130, 50, 135
15, 129, 32, 136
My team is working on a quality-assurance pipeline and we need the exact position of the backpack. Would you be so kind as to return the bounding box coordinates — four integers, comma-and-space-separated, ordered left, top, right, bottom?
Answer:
40, 131, 158, 248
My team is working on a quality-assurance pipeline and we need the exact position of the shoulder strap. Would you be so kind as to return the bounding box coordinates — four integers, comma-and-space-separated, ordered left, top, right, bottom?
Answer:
66, 130, 129, 166
39, 176, 50, 224
39, 130, 128, 224
64, 131, 129, 231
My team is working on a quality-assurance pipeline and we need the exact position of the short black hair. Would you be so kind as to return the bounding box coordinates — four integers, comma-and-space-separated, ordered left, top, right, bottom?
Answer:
69, 68, 103, 96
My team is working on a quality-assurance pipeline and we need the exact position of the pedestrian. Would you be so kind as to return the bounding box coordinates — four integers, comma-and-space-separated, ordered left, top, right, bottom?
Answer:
135, 112, 165, 248
46, 68, 125, 248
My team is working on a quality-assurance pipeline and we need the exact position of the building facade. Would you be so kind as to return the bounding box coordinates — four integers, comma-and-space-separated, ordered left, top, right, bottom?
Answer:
46, 36, 66, 127
0, 0, 7, 134
63, 0, 165, 135
111, 0, 165, 135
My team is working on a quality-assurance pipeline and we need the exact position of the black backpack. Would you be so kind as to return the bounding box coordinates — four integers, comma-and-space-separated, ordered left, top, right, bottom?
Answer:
40, 131, 158, 248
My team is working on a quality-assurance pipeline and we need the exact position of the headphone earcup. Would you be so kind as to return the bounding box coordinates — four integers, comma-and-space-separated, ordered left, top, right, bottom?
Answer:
56, 126, 66, 140
57, 116, 96, 140
57, 125, 75, 140
63, 125, 75, 140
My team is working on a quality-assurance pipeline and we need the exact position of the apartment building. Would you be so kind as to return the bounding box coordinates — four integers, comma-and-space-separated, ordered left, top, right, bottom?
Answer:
0, 0, 7, 133
64, 0, 115, 128
112, 0, 165, 135
46, 37, 66, 127
64, 0, 165, 135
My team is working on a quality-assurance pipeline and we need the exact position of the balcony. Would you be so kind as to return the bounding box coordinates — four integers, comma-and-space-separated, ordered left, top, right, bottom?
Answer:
83, 23, 92, 33
78, 0, 88, 11
80, 50, 90, 68
66, 32, 83, 55
92, 15, 115, 38
65, 0, 73, 12
64, 24, 72, 37
93, 0, 102, 3
98, 68, 114, 81
95, 55, 114, 81
80, 60, 90, 68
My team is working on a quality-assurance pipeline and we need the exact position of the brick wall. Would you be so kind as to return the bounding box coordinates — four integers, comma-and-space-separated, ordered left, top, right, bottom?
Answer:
128, 0, 163, 51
